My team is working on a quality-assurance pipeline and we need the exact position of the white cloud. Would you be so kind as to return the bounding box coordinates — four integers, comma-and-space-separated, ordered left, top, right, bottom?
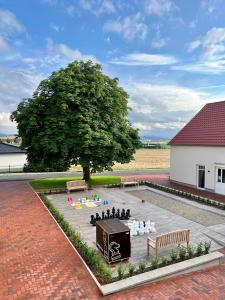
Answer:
201, 0, 220, 14
0, 9, 24, 34
66, 5, 76, 16
0, 65, 43, 112
103, 13, 148, 41
127, 82, 208, 136
79, 0, 116, 15
0, 112, 16, 133
181, 27, 225, 73
144, 0, 176, 16
187, 40, 201, 52
46, 38, 98, 63
111, 53, 177, 66
0, 36, 10, 52
50, 23, 64, 32
151, 27, 168, 48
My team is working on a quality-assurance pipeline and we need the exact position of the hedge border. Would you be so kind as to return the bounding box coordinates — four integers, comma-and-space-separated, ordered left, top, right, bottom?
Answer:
142, 181, 225, 211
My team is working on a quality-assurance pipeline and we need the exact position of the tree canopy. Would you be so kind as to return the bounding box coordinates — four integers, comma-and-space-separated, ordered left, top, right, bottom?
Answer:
11, 60, 140, 180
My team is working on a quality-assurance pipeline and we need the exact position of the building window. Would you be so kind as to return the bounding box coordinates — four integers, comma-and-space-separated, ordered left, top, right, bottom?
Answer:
218, 168, 221, 182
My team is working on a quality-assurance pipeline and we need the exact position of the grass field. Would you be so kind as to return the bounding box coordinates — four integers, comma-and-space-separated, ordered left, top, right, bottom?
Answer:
31, 176, 121, 190
70, 149, 170, 172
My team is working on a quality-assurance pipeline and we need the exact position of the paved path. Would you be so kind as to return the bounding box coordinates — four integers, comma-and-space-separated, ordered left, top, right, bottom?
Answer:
0, 169, 169, 181
0, 181, 100, 300
1, 180, 225, 300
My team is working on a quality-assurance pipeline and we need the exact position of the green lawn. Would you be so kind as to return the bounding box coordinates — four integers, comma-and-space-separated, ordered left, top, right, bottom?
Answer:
30, 175, 121, 190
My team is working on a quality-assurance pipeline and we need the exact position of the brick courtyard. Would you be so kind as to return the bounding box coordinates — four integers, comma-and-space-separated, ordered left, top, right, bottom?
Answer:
1, 178, 225, 299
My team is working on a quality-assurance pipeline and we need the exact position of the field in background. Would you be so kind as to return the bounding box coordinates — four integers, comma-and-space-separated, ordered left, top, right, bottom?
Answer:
70, 149, 170, 172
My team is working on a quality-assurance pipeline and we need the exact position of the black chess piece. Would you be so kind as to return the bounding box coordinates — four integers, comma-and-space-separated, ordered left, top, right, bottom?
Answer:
116, 208, 120, 219
126, 209, 131, 219
125, 210, 129, 220
90, 215, 94, 225
120, 208, 126, 220
107, 209, 110, 219
96, 213, 101, 221
101, 211, 105, 220
93, 216, 96, 226
112, 207, 115, 218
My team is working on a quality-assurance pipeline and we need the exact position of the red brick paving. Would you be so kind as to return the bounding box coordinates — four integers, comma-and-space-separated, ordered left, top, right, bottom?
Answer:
0, 181, 100, 300
1, 180, 225, 300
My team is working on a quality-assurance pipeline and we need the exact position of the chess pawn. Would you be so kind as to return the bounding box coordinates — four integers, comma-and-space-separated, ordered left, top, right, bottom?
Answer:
90, 215, 94, 225
121, 209, 126, 220
96, 213, 101, 221
101, 211, 105, 220
112, 207, 115, 218
150, 222, 156, 233
126, 209, 131, 218
93, 217, 96, 226
116, 209, 120, 219
106, 209, 110, 219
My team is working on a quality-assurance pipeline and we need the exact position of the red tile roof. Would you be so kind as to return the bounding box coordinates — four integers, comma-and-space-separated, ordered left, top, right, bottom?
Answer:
169, 100, 225, 146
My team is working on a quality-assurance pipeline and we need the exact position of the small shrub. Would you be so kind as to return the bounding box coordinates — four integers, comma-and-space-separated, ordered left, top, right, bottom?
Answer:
117, 263, 125, 280
97, 262, 112, 283
128, 263, 135, 277
170, 249, 178, 262
151, 256, 159, 269
178, 246, 187, 261
196, 242, 204, 256
187, 245, 194, 258
161, 256, 168, 266
138, 261, 146, 273
204, 241, 212, 254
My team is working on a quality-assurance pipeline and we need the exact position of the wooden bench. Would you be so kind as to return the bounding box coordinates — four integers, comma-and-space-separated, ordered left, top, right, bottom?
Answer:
120, 177, 139, 188
147, 229, 190, 257
66, 180, 88, 193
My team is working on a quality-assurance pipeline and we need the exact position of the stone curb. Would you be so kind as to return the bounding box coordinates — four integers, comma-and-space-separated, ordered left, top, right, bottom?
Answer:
100, 251, 224, 295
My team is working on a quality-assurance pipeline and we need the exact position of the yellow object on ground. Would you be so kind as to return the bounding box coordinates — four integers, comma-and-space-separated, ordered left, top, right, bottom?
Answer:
75, 203, 82, 210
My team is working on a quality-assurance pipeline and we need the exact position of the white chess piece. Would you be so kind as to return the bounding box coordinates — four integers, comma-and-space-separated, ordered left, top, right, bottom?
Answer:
150, 222, 156, 233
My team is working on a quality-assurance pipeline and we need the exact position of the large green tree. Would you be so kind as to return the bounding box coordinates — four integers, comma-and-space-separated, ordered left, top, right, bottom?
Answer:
11, 60, 140, 180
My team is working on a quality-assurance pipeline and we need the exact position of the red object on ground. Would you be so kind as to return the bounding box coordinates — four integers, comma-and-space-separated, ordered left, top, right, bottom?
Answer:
141, 199, 145, 203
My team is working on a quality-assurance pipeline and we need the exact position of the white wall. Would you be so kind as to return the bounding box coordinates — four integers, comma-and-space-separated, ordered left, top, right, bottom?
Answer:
0, 153, 27, 169
170, 146, 225, 190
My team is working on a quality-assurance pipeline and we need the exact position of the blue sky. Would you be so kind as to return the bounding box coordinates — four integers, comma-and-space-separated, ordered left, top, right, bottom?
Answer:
1, 0, 225, 138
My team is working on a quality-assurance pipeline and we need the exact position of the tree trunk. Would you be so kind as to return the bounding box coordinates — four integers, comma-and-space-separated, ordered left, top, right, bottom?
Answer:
82, 166, 90, 181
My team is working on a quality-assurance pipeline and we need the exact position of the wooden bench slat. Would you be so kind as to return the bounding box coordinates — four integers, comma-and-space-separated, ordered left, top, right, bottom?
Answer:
147, 229, 190, 257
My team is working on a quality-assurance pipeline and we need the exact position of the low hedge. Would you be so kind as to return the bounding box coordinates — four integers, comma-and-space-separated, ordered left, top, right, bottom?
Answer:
39, 193, 112, 284
143, 181, 225, 210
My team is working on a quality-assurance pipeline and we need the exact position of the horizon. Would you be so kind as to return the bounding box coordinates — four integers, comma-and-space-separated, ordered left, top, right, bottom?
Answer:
1, 0, 225, 137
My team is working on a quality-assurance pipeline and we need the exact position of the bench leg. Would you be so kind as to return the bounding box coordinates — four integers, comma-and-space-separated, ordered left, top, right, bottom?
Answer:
147, 241, 150, 256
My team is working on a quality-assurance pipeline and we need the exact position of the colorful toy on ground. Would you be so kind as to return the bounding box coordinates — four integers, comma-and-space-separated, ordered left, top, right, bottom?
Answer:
75, 202, 82, 210
67, 194, 108, 209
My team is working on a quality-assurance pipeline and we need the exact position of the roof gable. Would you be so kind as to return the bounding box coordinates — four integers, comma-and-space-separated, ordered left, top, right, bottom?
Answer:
169, 100, 225, 146
0, 143, 26, 154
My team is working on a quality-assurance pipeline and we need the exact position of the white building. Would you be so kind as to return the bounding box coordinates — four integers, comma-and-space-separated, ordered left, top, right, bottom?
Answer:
169, 100, 225, 195
0, 143, 27, 171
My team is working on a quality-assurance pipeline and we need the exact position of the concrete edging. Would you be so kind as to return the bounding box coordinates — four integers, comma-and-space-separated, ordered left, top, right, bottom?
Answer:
100, 251, 224, 295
